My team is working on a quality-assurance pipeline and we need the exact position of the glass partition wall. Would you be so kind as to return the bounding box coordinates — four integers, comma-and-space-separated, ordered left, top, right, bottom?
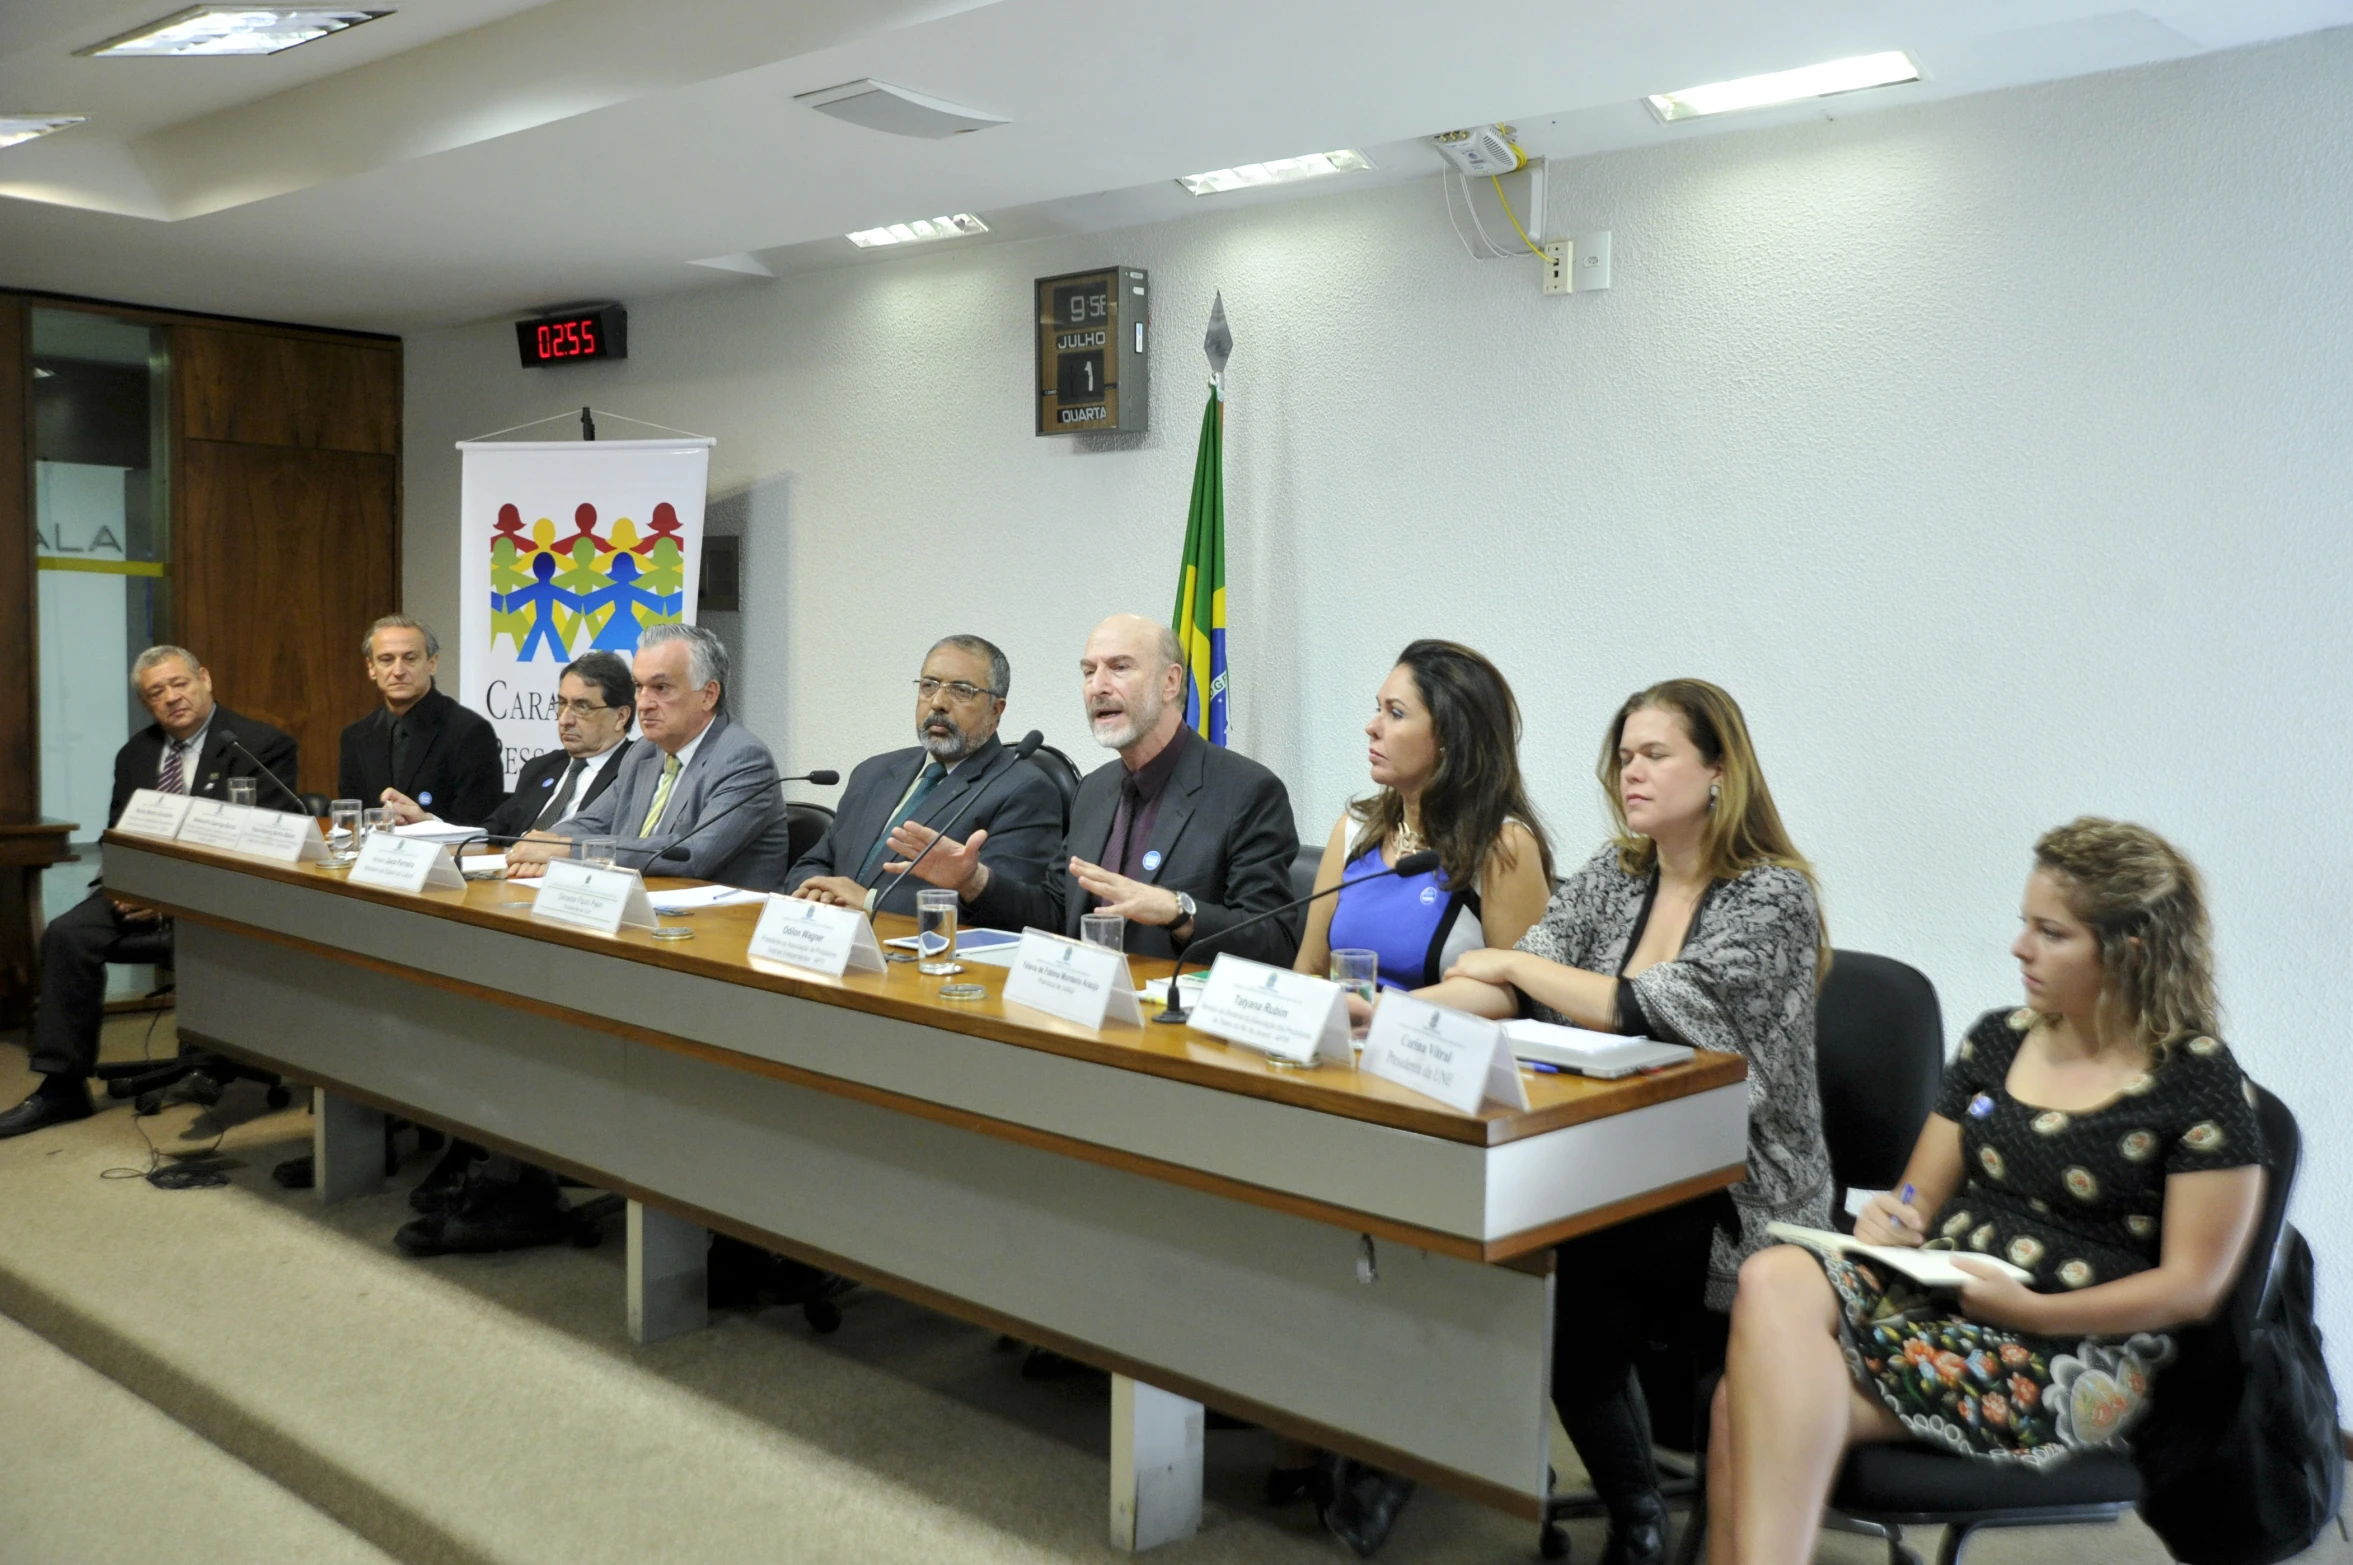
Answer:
31, 307, 172, 993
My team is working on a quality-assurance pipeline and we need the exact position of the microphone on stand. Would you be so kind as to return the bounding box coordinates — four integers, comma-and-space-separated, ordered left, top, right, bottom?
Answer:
636, 768, 839, 869
1151, 849, 1441, 1026
217, 732, 307, 814
862, 731, 1044, 917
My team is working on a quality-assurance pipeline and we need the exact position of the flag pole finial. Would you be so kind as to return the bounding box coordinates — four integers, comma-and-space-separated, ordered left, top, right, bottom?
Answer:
1203, 291, 1232, 391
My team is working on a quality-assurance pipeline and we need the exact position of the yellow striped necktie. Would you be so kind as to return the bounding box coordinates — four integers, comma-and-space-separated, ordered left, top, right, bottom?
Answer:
637, 752, 682, 837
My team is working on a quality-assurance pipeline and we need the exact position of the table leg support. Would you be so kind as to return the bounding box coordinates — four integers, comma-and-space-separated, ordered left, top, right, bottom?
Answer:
1110, 1374, 1203, 1552
312, 1088, 383, 1203
627, 1200, 708, 1345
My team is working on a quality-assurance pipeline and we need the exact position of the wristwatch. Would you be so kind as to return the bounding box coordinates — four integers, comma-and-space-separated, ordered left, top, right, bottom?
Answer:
1168, 890, 1197, 937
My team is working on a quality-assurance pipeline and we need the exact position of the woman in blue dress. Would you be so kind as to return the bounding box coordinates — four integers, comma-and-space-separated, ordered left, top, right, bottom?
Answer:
1292, 638, 1555, 1000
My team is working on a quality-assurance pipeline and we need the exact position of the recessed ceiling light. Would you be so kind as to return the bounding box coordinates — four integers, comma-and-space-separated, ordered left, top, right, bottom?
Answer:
797, 80, 1008, 139
1176, 149, 1374, 197
846, 214, 989, 249
0, 115, 87, 150
80, 7, 391, 58
1646, 51, 1921, 122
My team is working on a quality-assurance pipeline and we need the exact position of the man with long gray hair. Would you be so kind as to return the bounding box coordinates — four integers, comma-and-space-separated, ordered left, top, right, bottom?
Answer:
2, 647, 298, 1139
784, 633, 1065, 920
508, 623, 794, 888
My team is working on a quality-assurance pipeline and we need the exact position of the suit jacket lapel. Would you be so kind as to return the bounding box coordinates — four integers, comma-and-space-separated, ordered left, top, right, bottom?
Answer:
909, 738, 1005, 835
577, 743, 628, 812
1069, 765, 1118, 866
1135, 739, 1207, 883
191, 714, 240, 798
395, 690, 448, 795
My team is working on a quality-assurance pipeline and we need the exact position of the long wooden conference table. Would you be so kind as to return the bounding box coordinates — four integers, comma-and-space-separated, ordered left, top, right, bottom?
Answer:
102, 830, 1749, 1551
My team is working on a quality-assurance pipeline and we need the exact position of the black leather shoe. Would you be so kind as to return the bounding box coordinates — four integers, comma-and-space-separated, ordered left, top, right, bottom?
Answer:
0, 1077, 94, 1139
271, 1154, 315, 1188
1320, 1463, 1415, 1558
408, 1139, 481, 1214
395, 1177, 571, 1257
1601, 1489, 1670, 1565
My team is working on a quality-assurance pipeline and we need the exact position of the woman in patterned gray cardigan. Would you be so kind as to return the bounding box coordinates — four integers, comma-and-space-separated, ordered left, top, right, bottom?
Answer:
1427, 678, 1834, 1565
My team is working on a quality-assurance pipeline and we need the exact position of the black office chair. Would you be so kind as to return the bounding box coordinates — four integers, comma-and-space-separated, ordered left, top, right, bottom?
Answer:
1542, 949, 1947, 1560
1289, 838, 1322, 903
1821, 1085, 2304, 1565
784, 801, 834, 865
299, 791, 332, 817
1025, 745, 1080, 828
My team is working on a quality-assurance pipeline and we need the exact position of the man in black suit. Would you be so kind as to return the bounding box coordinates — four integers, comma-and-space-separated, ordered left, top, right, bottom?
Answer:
888, 613, 1299, 965
783, 634, 1063, 922
383, 650, 636, 841
0, 646, 299, 1138
338, 615, 503, 827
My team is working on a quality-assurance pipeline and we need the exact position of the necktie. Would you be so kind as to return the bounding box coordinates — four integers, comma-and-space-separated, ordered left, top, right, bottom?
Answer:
158, 739, 189, 795
1107, 773, 1146, 877
391, 715, 411, 786
857, 761, 948, 881
637, 752, 683, 837
534, 757, 588, 830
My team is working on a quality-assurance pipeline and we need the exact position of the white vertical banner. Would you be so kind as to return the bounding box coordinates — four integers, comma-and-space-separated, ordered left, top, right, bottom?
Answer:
457, 438, 714, 785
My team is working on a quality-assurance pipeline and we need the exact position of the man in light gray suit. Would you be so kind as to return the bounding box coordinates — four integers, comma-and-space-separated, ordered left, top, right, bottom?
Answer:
782, 633, 1065, 922
507, 623, 793, 889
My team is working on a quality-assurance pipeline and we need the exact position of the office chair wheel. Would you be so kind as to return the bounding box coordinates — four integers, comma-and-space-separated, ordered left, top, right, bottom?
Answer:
803, 1299, 842, 1334
265, 1085, 292, 1109
1538, 1519, 1570, 1559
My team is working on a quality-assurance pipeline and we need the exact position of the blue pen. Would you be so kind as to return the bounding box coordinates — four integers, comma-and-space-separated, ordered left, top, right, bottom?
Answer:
1524, 1060, 1563, 1075
1897, 1182, 1917, 1231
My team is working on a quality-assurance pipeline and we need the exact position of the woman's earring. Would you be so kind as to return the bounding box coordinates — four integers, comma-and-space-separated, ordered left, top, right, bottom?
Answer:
1708, 782, 1721, 809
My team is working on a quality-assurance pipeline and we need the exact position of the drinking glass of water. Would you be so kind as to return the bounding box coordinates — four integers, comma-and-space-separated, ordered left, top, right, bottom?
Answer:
226, 778, 257, 807
576, 837, 619, 870
916, 888, 962, 975
1331, 948, 1378, 1042
328, 799, 361, 865
361, 807, 391, 841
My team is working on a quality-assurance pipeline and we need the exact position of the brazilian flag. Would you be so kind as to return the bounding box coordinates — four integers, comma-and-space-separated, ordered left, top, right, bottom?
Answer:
1172, 383, 1228, 745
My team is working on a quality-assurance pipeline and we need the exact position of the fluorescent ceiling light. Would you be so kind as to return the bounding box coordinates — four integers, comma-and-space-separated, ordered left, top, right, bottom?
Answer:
1646, 51, 1920, 122
1177, 149, 1373, 196
81, 7, 390, 58
0, 115, 87, 150
846, 214, 989, 249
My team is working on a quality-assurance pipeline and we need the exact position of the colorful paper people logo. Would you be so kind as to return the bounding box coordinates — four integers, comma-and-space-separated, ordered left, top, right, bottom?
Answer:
488, 500, 687, 660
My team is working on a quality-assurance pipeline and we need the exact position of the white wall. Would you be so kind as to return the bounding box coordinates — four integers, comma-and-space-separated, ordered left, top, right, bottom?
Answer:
407, 30, 2353, 1386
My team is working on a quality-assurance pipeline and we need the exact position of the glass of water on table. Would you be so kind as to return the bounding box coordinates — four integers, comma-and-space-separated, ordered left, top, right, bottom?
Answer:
916, 888, 963, 975
328, 799, 362, 865
1331, 948, 1378, 1044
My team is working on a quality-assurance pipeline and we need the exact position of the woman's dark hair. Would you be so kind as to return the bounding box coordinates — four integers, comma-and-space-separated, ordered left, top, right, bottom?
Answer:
563, 650, 637, 725
1349, 640, 1553, 891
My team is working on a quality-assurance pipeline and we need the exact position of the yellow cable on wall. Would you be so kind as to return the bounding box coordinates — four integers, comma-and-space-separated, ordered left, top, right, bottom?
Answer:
1489, 174, 1549, 260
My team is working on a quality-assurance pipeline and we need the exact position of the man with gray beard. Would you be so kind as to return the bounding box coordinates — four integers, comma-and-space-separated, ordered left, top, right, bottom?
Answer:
784, 634, 1066, 921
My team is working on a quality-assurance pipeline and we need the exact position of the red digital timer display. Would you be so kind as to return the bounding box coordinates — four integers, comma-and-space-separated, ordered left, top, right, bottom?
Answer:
515, 306, 627, 368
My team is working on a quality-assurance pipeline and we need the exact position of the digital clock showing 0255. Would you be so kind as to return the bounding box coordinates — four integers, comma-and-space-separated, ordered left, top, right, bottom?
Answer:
1036, 268, 1147, 435
515, 305, 629, 369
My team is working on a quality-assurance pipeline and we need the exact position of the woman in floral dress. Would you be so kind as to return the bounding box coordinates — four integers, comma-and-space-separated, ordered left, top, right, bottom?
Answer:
1707, 818, 2268, 1565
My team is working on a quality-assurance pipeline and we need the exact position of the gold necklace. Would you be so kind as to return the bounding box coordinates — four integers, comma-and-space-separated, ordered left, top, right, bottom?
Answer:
1393, 818, 1427, 857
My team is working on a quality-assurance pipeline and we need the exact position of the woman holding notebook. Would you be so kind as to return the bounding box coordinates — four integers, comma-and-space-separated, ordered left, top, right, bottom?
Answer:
1328, 680, 1833, 1565
1708, 819, 2266, 1565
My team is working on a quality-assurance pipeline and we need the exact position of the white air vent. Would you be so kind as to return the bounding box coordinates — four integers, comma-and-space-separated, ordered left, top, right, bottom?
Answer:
795, 80, 1009, 139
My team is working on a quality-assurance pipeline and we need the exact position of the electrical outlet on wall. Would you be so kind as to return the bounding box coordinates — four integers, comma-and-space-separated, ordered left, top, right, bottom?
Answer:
1541, 239, 1570, 295
1576, 230, 1612, 291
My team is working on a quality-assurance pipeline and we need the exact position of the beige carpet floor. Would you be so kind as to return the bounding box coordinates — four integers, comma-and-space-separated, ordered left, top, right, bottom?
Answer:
1, 1016, 2345, 1565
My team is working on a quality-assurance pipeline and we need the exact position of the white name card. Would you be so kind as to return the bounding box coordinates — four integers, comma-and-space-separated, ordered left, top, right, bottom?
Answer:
529, 859, 656, 935
1359, 992, 1529, 1114
349, 832, 466, 894
177, 800, 258, 852
114, 789, 195, 841
747, 896, 887, 977
1001, 928, 1144, 1030
235, 808, 329, 865
1186, 954, 1352, 1065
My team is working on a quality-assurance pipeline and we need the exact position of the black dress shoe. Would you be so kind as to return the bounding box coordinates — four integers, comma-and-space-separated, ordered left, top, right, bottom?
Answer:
271, 1154, 315, 1188
408, 1139, 482, 1214
0, 1077, 94, 1139
1601, 1489, 1669, 1565
1319, 1462, 1415, 1558
395, 1175, 572, 1257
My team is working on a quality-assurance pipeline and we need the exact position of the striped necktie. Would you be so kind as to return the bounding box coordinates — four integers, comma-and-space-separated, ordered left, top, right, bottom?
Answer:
158, 738, 190, 795
857, 761, 947, 881
637, 753, 683, 837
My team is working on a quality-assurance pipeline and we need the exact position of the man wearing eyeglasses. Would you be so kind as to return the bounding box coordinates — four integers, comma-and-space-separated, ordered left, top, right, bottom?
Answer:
784, 634, 1064, 921
379, 651, 637, 839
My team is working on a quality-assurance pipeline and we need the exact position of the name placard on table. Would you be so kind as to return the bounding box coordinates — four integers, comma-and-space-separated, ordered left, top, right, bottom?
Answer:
1359, 992, 1529, 1114
114, 788, 195, 841
1001, 928, 1143, 1030
349, 832, 467, 894
235, 808, 330, 865
529, 859, 656, 936
747, 895, 887, 978
1185, 954, 1352, 1065
176, 799, 257, 852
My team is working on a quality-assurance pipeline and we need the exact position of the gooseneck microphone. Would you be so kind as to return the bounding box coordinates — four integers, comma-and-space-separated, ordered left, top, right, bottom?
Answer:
218, 731, 307, 814
862, 731, 1045, 915
640, 768, 839, 868
1151, 849, 1441, 1026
